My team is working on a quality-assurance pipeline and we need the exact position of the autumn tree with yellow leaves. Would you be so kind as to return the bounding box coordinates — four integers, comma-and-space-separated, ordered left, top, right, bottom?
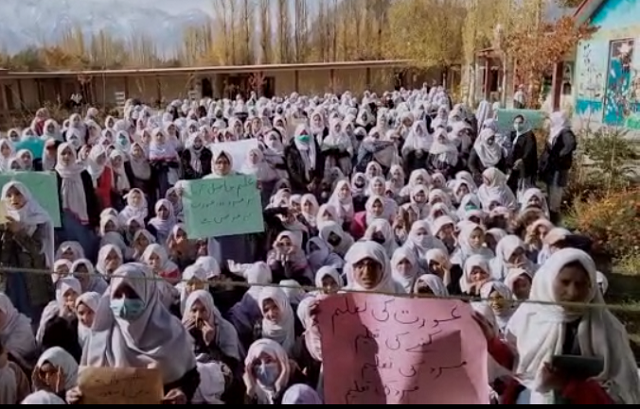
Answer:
0, 0, 585, 81
504, 15, 597, 108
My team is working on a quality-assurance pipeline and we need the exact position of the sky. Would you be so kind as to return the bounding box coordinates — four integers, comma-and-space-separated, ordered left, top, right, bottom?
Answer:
0, 0, 323, 54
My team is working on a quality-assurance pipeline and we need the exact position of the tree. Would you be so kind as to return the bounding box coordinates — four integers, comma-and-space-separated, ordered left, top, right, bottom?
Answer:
259, 0, 272, 64
385, 0, 466, 69
504, 15, 598, 108
276, 0, 292, 63
293, 0, 309, 62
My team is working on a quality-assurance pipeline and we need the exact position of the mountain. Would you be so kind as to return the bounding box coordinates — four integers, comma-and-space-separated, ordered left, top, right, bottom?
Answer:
0, 0, 214, 55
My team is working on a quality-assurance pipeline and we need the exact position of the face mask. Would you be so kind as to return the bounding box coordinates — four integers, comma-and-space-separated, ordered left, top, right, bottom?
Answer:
371, 233, 386, 244
68, 137, 80, 149
297, 134, 311, 143
415, 234, 429, 246
254, 362, 279, 387
110, 298, 145, 321
354, 181, 365, 188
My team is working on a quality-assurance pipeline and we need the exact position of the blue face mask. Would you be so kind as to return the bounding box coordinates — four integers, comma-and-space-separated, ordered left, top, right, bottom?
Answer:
253, 362, 279, 387
110, 298, 145, 321
297, 134, 311, 143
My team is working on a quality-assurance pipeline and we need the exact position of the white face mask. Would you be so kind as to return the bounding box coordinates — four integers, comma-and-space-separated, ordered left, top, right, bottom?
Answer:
415, 233, 429, 246
68, 136, 81, 149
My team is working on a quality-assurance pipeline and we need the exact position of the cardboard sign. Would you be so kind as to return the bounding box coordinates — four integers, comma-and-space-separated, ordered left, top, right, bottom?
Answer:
78, 367, 163, 405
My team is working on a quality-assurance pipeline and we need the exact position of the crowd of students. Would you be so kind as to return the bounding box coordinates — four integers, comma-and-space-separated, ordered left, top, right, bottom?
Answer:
0, 85, 638, 404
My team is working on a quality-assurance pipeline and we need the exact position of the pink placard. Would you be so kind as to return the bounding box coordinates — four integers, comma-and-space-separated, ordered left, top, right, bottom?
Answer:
316, 293, 490, 404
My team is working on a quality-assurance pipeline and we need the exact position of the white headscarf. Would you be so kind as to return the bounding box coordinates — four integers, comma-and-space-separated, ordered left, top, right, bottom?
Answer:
258, 287, 296, 354
507, 249, 640, 404
0, 139, 15, 170
0, 293, 36, 360
119, 188, 148, 223
183, 290, 242, 362
86, 145, 109, 185
391, 247, 419, 293
404, 220, 448, 262
429, 128, 459, 165
489, 235, 534, 281
413, 274, 449, 296
328, 180, 354, 222
75, 291, 101, 347
36, 347, 79, 390
473, 128, 503, 168
548, 111, 571, 146
55, 143, 89, 224
109, 150, 131, 192
81, 263, 196, 384
21, 391, 66, 404
1, 181, 55, 267
282, 384, 324, 404
344, 241, 404, 293
477, 167, 517, 211
244, 339, 291, 404
401, 120, 432, 155
363, 219, 398, 258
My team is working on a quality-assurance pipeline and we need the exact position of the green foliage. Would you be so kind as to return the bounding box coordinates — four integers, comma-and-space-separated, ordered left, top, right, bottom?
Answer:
580, 126, 638, 191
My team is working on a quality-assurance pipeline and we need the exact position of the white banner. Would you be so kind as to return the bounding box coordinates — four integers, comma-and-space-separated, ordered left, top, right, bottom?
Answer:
208, 139, 260, 171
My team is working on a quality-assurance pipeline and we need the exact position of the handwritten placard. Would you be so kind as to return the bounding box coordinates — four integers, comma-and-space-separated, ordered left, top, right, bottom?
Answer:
316, 294, 489, 404
181, 174, 265, 239
0, 171, 61, 227
0, 201, 7, 224
77, 366, 163, 404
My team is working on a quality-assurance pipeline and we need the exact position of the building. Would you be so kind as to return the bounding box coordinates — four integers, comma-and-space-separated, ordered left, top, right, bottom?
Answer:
464, 1, 577, 111
573, 0, 640, 132
0, 60, 426, 117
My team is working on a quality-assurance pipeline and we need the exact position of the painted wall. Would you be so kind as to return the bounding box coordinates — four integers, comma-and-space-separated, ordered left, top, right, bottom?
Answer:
574, 0, 640, 131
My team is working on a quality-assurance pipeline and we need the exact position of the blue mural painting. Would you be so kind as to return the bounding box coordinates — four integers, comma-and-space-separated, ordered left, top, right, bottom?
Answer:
573, 0, 640, 130
603, 39, 638, 126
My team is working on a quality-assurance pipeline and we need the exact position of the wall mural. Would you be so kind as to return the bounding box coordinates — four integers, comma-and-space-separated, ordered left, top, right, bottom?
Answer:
603, 39, 640, 127
573, 0, 640, 130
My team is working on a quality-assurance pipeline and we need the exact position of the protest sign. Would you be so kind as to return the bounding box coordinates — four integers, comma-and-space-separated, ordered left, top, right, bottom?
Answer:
77, 367, 163, 404
316, 294, 489, 404
209, 139, 259, 172
182, 174, 265, 239
496, 109, 546, 135
14, 138, 44, 159
0, 171, 61, 227
0, 201, 7, 224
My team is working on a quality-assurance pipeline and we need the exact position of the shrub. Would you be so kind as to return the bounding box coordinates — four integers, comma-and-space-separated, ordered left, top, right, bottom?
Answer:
566, 189, 640, 259
563, 126, 638, 209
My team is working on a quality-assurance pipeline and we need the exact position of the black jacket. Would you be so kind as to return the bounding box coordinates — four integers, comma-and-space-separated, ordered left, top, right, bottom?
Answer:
539, 129, 577, 181
180, 148, 213, 179
283, 140, 325, 193
508, 130, 538, 178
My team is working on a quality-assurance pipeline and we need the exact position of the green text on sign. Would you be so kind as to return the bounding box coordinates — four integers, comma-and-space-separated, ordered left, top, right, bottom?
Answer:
181, 174, 265, 239
0, 171, 61, 227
